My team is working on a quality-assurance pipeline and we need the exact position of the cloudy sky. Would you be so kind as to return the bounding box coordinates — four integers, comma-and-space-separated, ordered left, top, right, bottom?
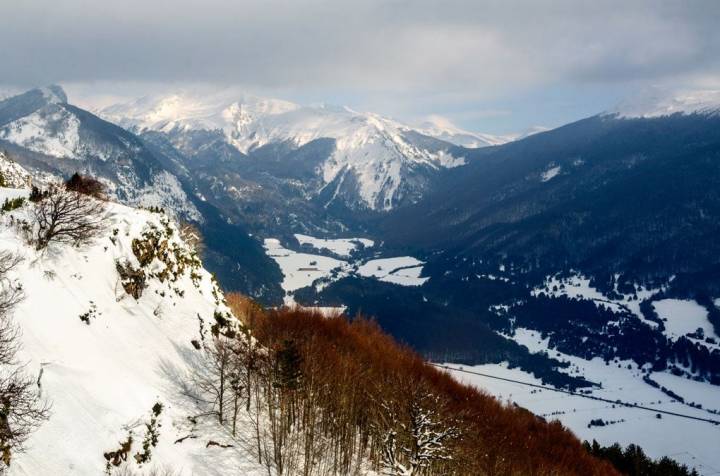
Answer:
1, 0, 719, 133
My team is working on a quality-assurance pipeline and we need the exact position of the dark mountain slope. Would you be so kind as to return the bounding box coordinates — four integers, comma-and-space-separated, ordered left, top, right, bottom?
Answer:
384, 113, 720, 289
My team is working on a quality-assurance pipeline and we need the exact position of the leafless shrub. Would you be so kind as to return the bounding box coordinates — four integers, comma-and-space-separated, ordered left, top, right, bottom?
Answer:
32, 184, 108, 250
0, 252, 50, 471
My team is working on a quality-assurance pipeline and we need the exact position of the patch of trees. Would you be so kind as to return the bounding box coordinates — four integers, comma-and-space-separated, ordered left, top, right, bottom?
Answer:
511, 295, 720, 384
584, 440, 699, 476
295, 276, 593, 389
189, 296, 617, 475
65, 172, 107, 200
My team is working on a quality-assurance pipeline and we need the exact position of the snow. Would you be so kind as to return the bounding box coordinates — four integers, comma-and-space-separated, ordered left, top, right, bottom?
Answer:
611, 88, 720, 119
263, 238, 346, 293
0, 153, 31, 189
653, 299, 719, 341
443, 328, 720, 475
294, 234, 374, 257
540, 165, 561, 182
99, 91, 468, 210
263, 238, 428, 302
357, 257, 429, 286
414, 115, 512, 148
0, 190, 266, 475
129, 171, 203, 222
0, 109, 82, 159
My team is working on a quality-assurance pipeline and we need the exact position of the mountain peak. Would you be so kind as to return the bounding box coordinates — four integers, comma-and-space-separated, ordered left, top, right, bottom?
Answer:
609, 87, 720, 118
38, 84, 67, 104
415, 115, 512, 148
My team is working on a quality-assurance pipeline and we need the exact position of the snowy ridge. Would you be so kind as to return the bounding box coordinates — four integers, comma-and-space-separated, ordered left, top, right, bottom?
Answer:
263, 235, 428, 303
414, 115, 512, 148
0, 189, 262, 475
99, 91, 468, 210
609, 88, 720, 118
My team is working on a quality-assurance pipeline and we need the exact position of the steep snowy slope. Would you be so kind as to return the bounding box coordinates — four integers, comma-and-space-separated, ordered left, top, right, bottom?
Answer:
99, 91, 465, 210
0, 151, 32, 188
0, 188, 264, 475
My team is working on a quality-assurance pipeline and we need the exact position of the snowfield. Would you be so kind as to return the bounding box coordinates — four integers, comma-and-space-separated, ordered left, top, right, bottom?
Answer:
444, 327, 720, 475
653, 299, 720, 341
356, 257, 429, 286
263, 238, 346, 292
263, 235, 428, 302
293, 233, 374, 257
0, 189, 265, 475
540, 165, 561, 182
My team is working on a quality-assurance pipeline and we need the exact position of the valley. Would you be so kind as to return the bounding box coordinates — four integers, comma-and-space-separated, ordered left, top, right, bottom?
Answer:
0, 84, 718, 474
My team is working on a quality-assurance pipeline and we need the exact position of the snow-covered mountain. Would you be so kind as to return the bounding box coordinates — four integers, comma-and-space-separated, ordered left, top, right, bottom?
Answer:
99, 90, 466, 211
0, 86, 200, 221
609, 88, 720, 118
0, 151, 32, 188
414, 115, 512, 148
0, 187, 265, 475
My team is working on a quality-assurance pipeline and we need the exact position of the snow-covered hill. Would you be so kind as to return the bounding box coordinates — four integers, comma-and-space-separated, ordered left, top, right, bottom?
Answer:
0, 188, 263, 475
99, 90, 467, 210
0, 151, 32, 188
414, 115, 512, 148
609, 88, 720, 118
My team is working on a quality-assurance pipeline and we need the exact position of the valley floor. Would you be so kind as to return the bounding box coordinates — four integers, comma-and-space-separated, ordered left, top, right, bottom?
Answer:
444, 330, 720, 476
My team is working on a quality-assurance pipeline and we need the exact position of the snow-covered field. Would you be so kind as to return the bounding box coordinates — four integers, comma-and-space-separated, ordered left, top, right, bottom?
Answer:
294, 233, 373, 257
263, 235, 428, 302
264, 238, 346, 292
356, 257, 429, 286
0, 189, 266, 475
654, 299, 720, 341
443, 328, 720, 475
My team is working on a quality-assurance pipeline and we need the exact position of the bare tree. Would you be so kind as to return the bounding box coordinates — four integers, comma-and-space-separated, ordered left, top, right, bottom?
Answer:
32, 184, 107, 250
0, 252, 50, 471
193, 337, 233, 425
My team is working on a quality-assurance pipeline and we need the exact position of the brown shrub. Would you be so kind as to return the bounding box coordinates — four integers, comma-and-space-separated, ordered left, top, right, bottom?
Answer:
65, 172, 107, 200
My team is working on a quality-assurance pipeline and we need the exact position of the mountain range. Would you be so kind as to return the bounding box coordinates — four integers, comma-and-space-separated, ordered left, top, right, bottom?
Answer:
2, 84, 720, 472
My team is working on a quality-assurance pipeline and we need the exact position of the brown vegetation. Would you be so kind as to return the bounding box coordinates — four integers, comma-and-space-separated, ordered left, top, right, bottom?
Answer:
219, 293, 617, 476
65, 173, 107, 200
